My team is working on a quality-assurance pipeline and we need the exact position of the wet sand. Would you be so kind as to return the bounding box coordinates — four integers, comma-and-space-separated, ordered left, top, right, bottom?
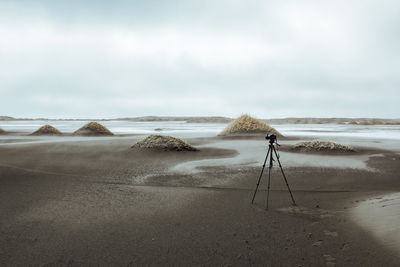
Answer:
351, 193, 400, 257
0, 135, 399, 266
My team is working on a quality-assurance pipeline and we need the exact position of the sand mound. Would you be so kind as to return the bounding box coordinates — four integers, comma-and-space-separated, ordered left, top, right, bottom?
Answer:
74, 122, 113, 136
292, 141, 355, 152
132, 135, 198, 151
31, 125, 62, 135
219, 114, 281, 136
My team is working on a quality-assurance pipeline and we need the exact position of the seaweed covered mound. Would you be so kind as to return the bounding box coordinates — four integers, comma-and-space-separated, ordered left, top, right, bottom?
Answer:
74, 122, 113, 136
219, 114, 281, 136
31, 125, 62, 135
292, 141, 355, 152
131, 135, 198, 151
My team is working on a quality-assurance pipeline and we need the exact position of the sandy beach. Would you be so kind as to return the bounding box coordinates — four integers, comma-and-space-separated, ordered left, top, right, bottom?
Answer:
2, 0, 399, 265
0, 131, 399, 266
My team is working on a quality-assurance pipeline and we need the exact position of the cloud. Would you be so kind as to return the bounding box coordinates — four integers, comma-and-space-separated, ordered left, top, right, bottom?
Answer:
0, 0, 399, 118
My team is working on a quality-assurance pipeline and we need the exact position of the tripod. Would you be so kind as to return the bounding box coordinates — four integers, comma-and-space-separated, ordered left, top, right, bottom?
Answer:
251, 134, 296, 210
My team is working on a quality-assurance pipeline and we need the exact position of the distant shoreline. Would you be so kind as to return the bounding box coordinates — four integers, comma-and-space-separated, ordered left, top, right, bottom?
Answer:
1, 116, 400, 125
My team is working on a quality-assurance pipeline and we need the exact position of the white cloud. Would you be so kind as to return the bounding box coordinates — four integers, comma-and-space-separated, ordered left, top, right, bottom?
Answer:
0, 0, 399, 118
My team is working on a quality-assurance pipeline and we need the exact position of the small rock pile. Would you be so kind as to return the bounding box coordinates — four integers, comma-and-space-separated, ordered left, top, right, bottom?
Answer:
219, 114, 281, 136
74, 122, 114, 136
292, 141, 355, 152
31, 125, 62, 135
132, 135, 198, 151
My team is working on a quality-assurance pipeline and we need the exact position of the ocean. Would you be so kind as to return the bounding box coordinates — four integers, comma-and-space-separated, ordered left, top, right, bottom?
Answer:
1, 120, 399, 141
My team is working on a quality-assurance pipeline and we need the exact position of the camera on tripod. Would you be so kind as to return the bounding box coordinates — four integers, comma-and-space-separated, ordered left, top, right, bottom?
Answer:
265, 133, 277, 144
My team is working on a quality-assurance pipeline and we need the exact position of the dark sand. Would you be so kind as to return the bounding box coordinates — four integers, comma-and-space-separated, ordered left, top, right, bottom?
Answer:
0, 137, 399, 266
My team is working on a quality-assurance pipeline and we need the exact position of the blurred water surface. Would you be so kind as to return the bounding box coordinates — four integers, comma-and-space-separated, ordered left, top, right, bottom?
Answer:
1, 120, 399, 140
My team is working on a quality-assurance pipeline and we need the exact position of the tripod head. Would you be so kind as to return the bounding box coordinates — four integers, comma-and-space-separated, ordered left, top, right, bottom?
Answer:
265, 133, 277, 145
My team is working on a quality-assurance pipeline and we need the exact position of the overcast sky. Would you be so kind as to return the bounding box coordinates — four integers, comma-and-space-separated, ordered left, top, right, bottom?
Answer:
0, 0, 399, 119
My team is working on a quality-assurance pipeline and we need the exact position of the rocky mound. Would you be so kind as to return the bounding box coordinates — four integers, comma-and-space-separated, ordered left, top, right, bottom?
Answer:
31, 125, 62, 135
74, 122, 113, 136
131, 135, 198, 151
0, 128, 5, 134
292, 141, 355, 152
219, 114, 281, 136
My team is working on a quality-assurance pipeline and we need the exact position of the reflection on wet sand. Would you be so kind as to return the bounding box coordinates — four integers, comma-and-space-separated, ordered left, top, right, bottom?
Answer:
351, 193, 400, 257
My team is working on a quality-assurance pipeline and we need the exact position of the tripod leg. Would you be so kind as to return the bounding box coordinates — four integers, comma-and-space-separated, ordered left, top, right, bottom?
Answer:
265, 159, 272, 210
266, 146, 273, 210
251, 146, 270, 204
272, 147, 296, 206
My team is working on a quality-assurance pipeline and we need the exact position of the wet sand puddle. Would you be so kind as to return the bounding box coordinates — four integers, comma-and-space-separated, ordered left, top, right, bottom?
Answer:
351, 193, 400, 258
171, 140, 377, 174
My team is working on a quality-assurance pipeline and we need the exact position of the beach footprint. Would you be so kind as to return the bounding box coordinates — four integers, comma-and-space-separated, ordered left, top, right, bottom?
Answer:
323, 230, 338, 237
312, 240, 323, 247
323, 254, 336, 266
